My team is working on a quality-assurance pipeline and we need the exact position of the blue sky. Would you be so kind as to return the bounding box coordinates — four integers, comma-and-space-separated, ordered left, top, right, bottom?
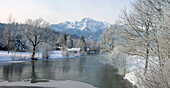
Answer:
0, 0, 133, 24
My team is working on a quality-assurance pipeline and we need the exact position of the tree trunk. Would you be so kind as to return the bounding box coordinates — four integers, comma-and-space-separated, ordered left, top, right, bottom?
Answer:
156, 40, 164, 70
31, 45, 36, 60
7, 36, 10, 54
145, 25, 149, 74
144, 45, 149, 74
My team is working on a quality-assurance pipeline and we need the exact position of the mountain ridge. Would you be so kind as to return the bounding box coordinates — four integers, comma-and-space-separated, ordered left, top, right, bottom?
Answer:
50, 18, 111, 41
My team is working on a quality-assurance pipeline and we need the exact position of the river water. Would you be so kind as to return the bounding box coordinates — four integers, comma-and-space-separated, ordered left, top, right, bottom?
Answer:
0, 55, 127, 88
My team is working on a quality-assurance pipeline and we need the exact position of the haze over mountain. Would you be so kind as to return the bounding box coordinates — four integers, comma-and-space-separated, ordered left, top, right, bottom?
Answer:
50, 18, 111, 41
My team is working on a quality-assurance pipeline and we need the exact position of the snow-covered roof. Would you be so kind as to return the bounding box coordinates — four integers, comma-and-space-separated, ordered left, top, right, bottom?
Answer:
68, 48, 80, 52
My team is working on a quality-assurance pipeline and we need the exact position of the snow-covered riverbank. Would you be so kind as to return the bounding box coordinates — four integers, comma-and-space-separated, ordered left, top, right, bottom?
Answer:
99, 55, 148, 88
0, 51, 79, 62
100, 53, 166, 88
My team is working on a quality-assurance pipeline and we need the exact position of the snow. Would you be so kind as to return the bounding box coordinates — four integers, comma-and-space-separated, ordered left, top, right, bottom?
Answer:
0, 51, 44, 61
99, 54, 158, 87
0, 50, 79, 62
49, 50, 79, 59
0, 80, 97, 88
68, 48, 80, 51
124, 71, 137, 85
0, 51, 12, 61
124, 56, 159, 87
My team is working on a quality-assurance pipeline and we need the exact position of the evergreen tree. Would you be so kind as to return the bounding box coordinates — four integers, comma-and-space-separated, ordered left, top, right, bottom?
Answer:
80, 35, 85, 42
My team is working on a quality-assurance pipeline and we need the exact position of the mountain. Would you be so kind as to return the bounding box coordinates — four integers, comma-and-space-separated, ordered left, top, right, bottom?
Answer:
50, 18, 111, 41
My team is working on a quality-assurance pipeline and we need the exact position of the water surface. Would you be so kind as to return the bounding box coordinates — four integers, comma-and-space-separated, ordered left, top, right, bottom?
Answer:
0, 55, 127, 88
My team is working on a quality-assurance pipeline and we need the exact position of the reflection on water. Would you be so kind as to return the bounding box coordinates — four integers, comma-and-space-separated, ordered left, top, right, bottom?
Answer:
0, 55, 127, 88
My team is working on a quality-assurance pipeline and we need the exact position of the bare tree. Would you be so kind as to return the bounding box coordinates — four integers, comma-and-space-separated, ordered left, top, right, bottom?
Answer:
119, 0, 162, 74
22, 18, 51, 60
119, 0, 170, 87
148, 0, 170, 87
4, 15, 15, 54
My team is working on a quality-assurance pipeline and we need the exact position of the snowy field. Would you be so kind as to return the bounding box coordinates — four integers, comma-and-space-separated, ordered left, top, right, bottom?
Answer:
0, 50, 79, 62
0, 80, 97, 88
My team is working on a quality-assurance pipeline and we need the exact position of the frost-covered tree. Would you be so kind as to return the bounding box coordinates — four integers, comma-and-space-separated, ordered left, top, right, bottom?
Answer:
73, 39, 78, 48
76, 35, 87, 51
14, 33, 27, 52
109, 45, 129, 76
3, 15, 16, 54
87, 40, 99, 51
57, 33, 69, 48
98, 26, 115, 53
67, 35, 73, 48
40, 43, 52, 59
56, 34, 64, 47
119, 0, 170, 87
63, 33, 67, 45
21, 18, 51, 60
0, 23, 7, 50
119, 0, 170, 74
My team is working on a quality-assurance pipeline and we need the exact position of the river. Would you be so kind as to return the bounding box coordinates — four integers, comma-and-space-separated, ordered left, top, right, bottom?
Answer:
0, 55, 128, 88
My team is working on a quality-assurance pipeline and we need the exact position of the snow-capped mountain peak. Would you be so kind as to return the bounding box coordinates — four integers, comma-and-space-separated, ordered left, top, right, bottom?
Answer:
81, 18, 94, 22
50, 18, 111, 41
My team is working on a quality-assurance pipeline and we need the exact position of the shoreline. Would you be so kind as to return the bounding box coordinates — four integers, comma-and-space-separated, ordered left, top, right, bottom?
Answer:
0, 50, 81, 62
